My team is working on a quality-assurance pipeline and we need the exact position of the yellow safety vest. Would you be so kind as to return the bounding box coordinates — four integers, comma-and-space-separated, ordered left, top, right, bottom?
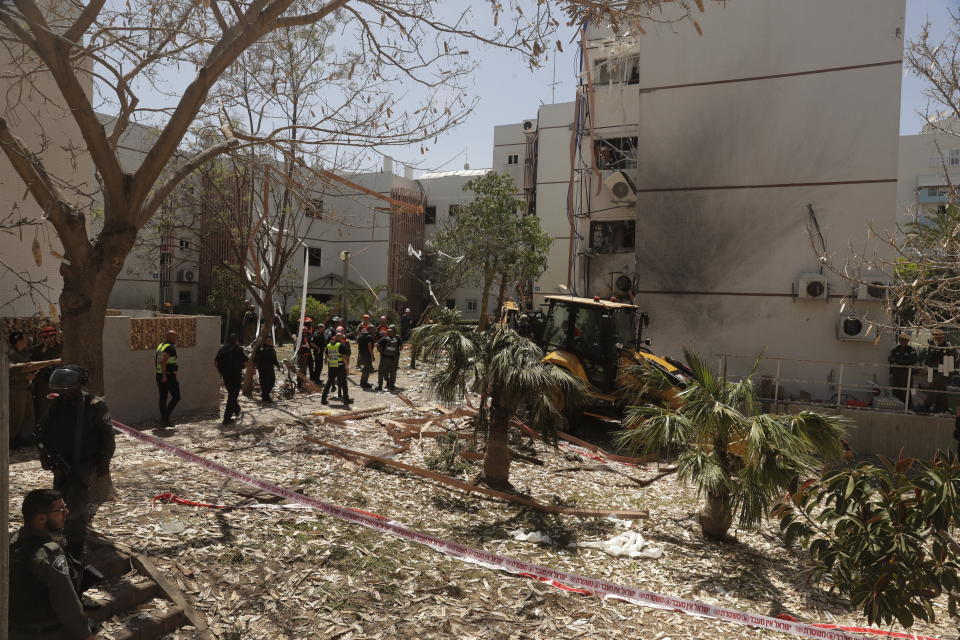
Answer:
155, 342, 177, 373
326, 342, 343, 367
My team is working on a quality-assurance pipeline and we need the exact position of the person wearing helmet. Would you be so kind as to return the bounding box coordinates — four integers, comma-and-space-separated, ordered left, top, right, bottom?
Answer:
309, 321, 328, 385
357, 324, 376, 389
376, 325, 402, 392
376, 315, 389, 338
321, 330, 352, 405
354, 314, 373, 368
36, 364, 115, 560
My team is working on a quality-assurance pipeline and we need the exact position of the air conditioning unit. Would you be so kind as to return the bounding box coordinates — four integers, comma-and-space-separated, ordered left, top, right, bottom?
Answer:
857, 273, 890, 301
604, 171, 636, 204
796, 274, 828, 300
177, 269, 197, 283
522, 119, 537, 132
837, 312, 877, 341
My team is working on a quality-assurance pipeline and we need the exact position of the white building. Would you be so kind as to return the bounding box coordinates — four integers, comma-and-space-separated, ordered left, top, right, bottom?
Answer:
897, 116, 960, 222
497, 0, 906, 404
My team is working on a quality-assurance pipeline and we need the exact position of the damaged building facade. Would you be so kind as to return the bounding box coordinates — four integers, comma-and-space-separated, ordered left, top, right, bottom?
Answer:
497, 0, 906, 405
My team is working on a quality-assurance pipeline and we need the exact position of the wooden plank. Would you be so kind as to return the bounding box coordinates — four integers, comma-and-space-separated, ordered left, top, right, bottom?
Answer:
130, 555, 212, 639
304, 436, 648, 519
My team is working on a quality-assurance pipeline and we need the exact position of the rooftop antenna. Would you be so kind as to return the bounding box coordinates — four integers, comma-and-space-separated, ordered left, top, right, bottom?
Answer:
550, 53, 559, 103
463, 146, 469, 170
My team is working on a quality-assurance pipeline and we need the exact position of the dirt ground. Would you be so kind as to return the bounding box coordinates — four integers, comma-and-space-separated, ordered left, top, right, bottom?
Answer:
8, 347, 959, 639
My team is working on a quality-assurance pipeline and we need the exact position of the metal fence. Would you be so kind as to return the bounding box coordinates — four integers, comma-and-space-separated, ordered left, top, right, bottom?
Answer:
716, 353, 960, 415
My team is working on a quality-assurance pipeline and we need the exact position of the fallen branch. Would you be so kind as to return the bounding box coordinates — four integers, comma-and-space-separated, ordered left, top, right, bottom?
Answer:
304, 436, 648, 519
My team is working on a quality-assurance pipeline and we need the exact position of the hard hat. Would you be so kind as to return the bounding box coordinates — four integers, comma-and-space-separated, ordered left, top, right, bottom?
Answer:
48, 364, 88, 396
380, 315, 388, 321
389, 324, 397, 331
336, 326, 345, 333
404, 308, 411, 313
304, 317, 313, 324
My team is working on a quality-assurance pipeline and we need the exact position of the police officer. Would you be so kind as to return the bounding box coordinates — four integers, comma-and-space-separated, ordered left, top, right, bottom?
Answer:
925, 328, 958, 414
309, 321, 328, 384
215, 333, 248, 425
253, 335, 282, 403
888, 332, 918, 405
376, 325, 402, 392
36, 365, 115, 561
10, 488, 95, 640
155, 330, 180, 427
321, 329, 352, 405
296, 318, 314, 387
357, 324, 376, 389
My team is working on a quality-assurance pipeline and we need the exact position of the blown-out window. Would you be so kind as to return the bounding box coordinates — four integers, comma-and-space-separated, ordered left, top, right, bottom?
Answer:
590, 220, 636, 254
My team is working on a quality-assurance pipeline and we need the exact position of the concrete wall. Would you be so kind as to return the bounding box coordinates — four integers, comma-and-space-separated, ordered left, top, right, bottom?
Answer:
618, 0, 903, 385
827, 408, 954, 461
102, 315, 220, 424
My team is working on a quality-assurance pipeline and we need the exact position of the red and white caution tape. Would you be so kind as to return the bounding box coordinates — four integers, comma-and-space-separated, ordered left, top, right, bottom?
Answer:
112, 420, 940, 640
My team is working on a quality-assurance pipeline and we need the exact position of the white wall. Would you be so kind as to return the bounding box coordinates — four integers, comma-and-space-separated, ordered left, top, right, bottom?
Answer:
573, 0, 905, 400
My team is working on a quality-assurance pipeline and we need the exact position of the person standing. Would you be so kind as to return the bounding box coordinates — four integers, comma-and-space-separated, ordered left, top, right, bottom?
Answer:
296, 318, 315, 387
215, 334, 248, 425
888, 332, 918, 406
253, 336, 282, 403
309, 321, 328, 385
31, 325, 64, 427
321, 330, 352, 405
36, 365, 115, 561
357, 324, 376, 389
155, 330, 180, 427
9, 488, 95, 640
376, 315, 390, 338
354, 314, 373, 368
400, 308, 415, 342
924, 328, 958, 414
9, 330, 37, 448
376, 326, 402, 391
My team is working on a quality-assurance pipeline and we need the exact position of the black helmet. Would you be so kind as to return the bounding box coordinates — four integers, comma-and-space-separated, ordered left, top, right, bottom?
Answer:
48, 364, 89, 395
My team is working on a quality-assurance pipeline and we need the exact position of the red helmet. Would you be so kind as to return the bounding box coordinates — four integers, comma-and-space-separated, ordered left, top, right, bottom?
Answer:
304, 317, 313, 324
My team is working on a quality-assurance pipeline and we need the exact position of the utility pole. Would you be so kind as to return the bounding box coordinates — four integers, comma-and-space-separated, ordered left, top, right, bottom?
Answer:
339, 250, 350, 320
1, 346, 9, 640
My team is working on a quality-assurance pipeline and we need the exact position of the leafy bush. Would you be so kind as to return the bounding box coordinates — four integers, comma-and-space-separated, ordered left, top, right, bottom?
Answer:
288, 298, 331, 326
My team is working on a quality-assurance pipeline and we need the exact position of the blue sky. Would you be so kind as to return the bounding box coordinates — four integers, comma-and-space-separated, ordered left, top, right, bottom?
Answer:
391, 0, 960, 175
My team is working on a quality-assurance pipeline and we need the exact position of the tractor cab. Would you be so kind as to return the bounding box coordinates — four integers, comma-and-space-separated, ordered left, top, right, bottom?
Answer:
538, 295, 691, 411
538, 295, 641, 395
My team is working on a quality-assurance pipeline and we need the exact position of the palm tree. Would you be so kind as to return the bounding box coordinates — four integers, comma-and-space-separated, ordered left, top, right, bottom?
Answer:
409, 308, 585, 490
617, 347, 848, 539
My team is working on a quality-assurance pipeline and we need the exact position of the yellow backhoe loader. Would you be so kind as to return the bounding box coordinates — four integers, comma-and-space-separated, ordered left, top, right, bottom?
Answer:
536, 295, 692, 416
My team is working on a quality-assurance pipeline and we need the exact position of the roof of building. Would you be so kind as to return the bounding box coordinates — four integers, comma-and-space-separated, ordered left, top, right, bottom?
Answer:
418, 168, 491, 180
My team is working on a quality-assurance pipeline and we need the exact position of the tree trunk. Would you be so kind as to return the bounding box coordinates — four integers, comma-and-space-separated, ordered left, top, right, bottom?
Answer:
495, 272, 508, 314
477, 270, 494, 330
698, 489, 734, 540
482, 397, 513, 490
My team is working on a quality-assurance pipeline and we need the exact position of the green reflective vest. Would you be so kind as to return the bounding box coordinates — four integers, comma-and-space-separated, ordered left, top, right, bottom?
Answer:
155, 342, 177, 374
326, 342, 344, 368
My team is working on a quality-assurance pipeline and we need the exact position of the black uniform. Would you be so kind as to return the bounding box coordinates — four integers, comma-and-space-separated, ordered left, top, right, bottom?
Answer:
155, 341, 180, 424
400, 314, 414, 341
253, 343, 281, 402
36, 393, 115, 559
310, 329, 328, 383
925, 340, 959, 413
357, 330, 375, 387
376, 335, 402, 390
9, 526, 91, 639
888, 343, 918, 404
215, 343, 248, 422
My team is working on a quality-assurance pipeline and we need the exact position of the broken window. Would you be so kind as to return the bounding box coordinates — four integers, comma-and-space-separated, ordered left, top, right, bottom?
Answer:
592, 55, 639, 85
424, 206, 437, 224
507, 154, 519, 165
594, 137, 638, 170
589, 220, 636, 254
305, 247, 322, 266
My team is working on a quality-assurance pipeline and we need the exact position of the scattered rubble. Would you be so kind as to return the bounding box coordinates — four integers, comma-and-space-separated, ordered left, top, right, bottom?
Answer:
7, 360, 956, 639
